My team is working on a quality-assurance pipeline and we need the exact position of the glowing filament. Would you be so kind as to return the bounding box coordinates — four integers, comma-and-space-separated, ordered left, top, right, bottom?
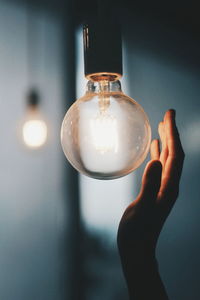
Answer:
90, 113, 118, 154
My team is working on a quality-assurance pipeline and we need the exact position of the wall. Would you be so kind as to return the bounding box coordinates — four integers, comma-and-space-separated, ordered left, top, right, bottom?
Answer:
0, 1, 73, 299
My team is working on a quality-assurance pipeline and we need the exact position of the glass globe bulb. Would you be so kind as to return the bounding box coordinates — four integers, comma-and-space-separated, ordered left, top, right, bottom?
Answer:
61, 80, 151, 180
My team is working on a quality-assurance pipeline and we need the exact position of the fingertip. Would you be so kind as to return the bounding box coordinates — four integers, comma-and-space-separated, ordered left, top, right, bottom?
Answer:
150, 139, 160, 160
140, 159, 162, 202
145, 159, 162, 178
151, 138, 159, 146
166, 109, 179, 136
151, 139, 160, 149
169, 108, 176, 117
150, 159, 162, 171
165, 109, 176, 121
158, 121, 163, 130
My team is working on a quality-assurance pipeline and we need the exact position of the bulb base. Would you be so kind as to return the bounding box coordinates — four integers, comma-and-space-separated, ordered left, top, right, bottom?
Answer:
83, 17, 122, 79
86, 72, 122, 82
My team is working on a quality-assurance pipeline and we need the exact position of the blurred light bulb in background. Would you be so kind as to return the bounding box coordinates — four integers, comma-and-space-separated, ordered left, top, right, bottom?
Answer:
61, 79, 151, 179
23, 119, 47, 148
22, 89, 47, 149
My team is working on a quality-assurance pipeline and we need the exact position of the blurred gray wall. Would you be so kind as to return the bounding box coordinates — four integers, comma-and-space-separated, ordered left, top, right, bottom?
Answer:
0, 1, 78, 299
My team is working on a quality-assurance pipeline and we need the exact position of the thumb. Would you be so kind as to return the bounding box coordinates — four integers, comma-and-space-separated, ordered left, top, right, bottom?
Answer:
138, 160, 162, 205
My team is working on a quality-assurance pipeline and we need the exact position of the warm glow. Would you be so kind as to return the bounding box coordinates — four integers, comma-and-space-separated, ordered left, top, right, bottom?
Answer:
23, 120, 47, 148
90, 113, 119, 154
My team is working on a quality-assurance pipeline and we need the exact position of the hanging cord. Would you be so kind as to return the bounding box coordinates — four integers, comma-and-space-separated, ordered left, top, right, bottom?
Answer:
26, 2, 40, 96
26, 1, 40, 107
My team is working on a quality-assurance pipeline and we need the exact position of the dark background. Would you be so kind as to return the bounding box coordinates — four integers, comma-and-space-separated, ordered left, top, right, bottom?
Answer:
0, 0, 199, 299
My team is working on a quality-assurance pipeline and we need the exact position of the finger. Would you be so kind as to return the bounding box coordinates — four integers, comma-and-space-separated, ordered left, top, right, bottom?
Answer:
165, 110, 181, 154
137, 160, 162, 206
158, 121, 164, 145
164, 109, 185, 175
158, 121, 168, 167
158, 109, 185, 202
150, 139, 160, 160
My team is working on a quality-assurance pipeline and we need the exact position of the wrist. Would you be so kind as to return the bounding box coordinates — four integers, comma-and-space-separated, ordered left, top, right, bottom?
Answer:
118, 241, 156, 267
121, 254, 158, 282
120, 258, 168, 300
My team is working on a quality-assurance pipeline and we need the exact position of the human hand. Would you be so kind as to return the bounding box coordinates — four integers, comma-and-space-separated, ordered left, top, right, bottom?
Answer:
117, 109, 185, 299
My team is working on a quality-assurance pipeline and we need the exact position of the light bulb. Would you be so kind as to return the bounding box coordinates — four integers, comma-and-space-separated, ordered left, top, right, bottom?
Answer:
61, 79, 151, 179
23, 119, 47, 148
22, 89, 47, 149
